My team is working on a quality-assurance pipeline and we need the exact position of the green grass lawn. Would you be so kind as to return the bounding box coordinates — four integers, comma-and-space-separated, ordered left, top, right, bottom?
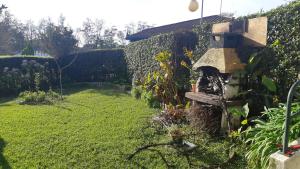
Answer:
0, 85, 247, 168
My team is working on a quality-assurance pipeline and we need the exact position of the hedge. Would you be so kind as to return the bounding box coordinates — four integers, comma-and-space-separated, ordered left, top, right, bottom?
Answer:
124, 31, 198, 83
235, 0, 300, 98
261, 0, 300, 98
61, 49, 129, 83
0, 55, 55, 70
0, 56, 57, 96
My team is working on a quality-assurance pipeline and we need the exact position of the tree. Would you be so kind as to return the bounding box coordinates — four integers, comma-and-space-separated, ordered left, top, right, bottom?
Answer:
80, 18, 123, 49
220, 12, 234, 18
137, 21, 153, 32
21, 43, 34, 55
79, 19, 153, 49
38, 18, 77, 57
38, 17, 78, 98
0, 3, 7, 14
80, 18, 105, 49
125, 21, 153, 35
102, 26, 117, 48
23, 20, 37, 43
0, 11, 25, 54
116, 30, 127, 47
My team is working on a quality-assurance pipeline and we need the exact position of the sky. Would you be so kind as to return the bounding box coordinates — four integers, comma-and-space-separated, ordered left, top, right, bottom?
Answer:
1, 0, 291, 29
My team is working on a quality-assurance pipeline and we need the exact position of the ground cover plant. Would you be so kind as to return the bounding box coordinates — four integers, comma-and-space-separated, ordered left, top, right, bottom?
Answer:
0, 85, 247, 168
18, 89, 60, 105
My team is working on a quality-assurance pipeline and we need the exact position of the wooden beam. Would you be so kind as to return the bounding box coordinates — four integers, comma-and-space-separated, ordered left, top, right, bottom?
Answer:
185, 92, 221, 106
185, 92, 243, 106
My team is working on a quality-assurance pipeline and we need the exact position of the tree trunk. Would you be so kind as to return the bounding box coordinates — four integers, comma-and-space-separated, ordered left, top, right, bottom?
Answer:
54, 51, 79, 100
59, 70, 63, 100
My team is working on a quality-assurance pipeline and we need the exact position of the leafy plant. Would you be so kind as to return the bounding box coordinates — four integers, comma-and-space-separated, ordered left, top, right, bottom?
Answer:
141, 90, 160, 108
181, 48, 198, 86
229, 103, 250, 119
243, 103, 300, 168
262, 75, 277, 92
141, 51, 182, 107
240, 51, 279, 110
18, 89, 60, 105
131, 86, 143, 99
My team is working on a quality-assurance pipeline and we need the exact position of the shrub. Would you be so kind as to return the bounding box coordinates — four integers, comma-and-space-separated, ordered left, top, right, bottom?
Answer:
18, 89, 60, 105
0, 59, 57, 96
244, 103, 300, 168
140, 51, 188, 107
131, 86, 142, 99
141, 90, 160, 109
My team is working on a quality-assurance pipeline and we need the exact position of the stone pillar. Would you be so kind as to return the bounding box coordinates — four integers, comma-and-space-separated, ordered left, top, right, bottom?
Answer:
269, 138, 300, 169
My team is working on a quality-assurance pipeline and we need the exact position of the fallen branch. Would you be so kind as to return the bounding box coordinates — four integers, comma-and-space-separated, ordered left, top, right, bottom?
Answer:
127, 140, 200, 168
147, 148, 174, 168
127, 142, 174, 160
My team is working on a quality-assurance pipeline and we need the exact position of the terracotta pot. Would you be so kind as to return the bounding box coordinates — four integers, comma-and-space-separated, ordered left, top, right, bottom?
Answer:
191, 84, 196, 92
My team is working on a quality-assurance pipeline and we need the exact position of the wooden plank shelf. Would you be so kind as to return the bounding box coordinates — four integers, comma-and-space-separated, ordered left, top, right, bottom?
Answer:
185, 92, 243, 107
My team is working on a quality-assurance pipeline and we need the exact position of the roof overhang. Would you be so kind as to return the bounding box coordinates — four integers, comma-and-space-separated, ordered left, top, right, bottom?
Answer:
193, 48, 245, 73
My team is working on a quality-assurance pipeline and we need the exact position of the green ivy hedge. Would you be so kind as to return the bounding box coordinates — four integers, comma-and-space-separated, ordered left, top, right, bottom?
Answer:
262, 0, 300, 98
236, 0, 300, 98
124, 31, 197, 82
61, 49, 129, 84
192, 23, 213, 61
0, 55, 55, 70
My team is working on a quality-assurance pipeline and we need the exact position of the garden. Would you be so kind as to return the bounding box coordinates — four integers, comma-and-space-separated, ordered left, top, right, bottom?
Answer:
0, 0, 300, 169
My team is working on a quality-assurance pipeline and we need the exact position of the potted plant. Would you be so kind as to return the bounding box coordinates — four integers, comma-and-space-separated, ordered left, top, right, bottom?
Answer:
190, 79, 197, 92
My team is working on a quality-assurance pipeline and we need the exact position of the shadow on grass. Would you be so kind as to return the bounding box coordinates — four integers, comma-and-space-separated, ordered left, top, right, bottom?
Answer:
63, 100, 94, 111
62, 83, 129, 97
52, 104, 73, 112
0, 138, 11, 169
127, 123, 246, 168
0, 97, 15, 105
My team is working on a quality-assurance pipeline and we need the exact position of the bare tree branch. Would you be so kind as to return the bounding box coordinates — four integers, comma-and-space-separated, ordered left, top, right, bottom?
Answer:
61, 51, 79, 71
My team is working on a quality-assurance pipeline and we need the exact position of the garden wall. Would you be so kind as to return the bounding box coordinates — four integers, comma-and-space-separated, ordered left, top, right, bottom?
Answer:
61, 49, 129, 83
0, 55, 55, 70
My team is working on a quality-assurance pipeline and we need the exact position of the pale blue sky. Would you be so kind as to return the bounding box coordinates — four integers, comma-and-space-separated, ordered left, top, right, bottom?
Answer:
2, 0, 291, 29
